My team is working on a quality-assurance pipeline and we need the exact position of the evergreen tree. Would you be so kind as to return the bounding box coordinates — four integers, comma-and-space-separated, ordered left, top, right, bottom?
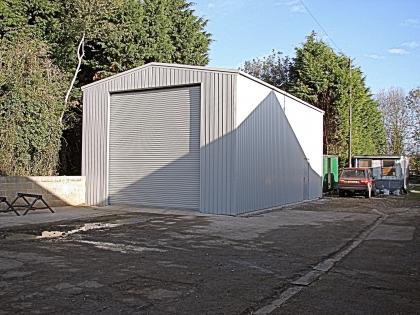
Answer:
168, 0, 211, 65
289, 32, 386, 164
0, 0, 211, 175
0, 0, 58, 40
241, 32, 387, 165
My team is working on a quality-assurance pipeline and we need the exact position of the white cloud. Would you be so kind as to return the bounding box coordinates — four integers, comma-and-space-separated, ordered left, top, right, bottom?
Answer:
290, 4, 305, 13
401, 18, 420, 28
276, 0, 306, 14
202, 1, 237, 14
388, 48, 410, 55
366, 54, 385, 60
401, 41, 419, 49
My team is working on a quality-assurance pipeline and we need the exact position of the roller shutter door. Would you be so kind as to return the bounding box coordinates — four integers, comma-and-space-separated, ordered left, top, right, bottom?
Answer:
108, 85, 200, 210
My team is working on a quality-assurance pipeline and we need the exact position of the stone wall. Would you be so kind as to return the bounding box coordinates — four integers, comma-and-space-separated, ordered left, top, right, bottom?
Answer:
0, 176, 85, 208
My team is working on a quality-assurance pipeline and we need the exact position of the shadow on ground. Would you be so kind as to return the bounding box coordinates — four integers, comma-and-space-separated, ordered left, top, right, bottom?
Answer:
0, 197, 419, 314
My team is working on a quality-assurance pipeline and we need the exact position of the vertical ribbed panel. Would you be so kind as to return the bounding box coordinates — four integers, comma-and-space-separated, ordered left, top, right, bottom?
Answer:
234, 92, 311, 213
199, 72, 236, 214
82, 64, 236, 214
234, 74, 323, 214
81, 88, 108, 206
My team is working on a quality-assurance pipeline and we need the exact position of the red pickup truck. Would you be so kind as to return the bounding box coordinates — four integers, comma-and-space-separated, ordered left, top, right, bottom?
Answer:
338, 168, 376, 198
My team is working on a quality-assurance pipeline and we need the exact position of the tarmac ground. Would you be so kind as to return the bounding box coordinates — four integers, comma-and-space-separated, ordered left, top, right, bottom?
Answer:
0, 195, 419, 314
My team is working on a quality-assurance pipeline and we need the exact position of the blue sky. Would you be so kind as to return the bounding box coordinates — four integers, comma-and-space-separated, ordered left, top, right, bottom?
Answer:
193, 0, 420, 94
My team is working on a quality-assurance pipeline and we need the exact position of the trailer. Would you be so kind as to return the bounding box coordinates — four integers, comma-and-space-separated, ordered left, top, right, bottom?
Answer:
352, 155, 409, 194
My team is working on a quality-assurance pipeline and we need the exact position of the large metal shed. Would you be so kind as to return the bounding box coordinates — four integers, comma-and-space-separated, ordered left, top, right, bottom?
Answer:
81, 63, 324, 215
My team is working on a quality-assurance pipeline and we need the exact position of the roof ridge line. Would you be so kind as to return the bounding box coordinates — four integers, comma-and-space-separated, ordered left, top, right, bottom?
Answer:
81, 62, 239, 90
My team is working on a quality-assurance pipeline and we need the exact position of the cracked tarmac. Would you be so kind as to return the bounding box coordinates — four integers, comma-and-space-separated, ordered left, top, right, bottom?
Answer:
0, 196, 419, 314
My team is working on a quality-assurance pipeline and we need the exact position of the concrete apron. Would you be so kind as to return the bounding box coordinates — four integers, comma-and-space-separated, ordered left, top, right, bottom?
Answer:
0, 206, 108, 229
0, 205, 209, 230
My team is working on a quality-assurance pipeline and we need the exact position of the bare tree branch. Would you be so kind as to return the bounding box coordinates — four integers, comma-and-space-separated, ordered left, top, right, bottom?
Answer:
376, 87, 411, 155
62, 32, 85, 125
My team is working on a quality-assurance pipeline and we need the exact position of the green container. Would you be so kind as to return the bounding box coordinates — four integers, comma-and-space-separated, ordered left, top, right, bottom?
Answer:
323, 155, 339, 192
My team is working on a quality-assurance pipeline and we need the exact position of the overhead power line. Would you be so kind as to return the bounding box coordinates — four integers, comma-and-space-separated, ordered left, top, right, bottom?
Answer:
298, 0, 354, 167
298, 0, 342, 54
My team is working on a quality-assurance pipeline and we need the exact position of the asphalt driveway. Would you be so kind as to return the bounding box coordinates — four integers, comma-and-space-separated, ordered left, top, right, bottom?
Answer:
0, 196, 419, 314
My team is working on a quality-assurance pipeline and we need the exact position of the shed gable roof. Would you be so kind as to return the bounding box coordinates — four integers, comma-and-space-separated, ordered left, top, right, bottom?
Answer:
81, 62, 239, 90
81, 62, 324, 114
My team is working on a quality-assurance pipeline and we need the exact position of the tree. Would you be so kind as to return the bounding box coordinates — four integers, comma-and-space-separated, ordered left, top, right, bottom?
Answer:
60, 0, 211, 174
240, 33, 387, 165
47, 0, 211, 86
0, 0, 211, 175
240, 50, 291, 89
376, 87, 420, 173
1, 0, 211, 89
407, 88, 420, 174
289, 32, 342, 154
289, 32, 386, 164
0, 35, 66, 175
376, 88, 411, 155
406, 88, 420, 155
167, 0, 211, 65
0, 0, 58, 40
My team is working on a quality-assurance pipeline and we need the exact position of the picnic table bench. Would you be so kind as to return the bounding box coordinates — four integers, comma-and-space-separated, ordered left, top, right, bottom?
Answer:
9, 193, 55, 216
0, 196, 20, 216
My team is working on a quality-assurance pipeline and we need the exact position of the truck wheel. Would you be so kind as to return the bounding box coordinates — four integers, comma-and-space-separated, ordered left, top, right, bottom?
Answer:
339, 190, 345, 197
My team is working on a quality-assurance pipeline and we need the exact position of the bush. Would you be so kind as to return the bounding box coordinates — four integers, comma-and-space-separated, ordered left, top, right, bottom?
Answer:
0, 35, 66, 175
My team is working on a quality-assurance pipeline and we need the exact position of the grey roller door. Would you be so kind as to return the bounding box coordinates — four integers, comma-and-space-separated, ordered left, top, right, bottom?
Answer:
108, 85, 200, 210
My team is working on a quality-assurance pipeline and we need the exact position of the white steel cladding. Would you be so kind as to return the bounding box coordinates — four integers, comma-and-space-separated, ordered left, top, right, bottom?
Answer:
108, 86, 200, 209
234, 74, 324, 213
81, 63, 323, 215
280, 91, 323, 199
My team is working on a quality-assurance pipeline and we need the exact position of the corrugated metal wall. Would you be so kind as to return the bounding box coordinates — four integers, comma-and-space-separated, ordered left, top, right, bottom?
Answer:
82, 63, 323, 215
234, 92, 311, 213
281, 92, 323, 200
234, 74, 323, 213
82, 64, 237, 214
